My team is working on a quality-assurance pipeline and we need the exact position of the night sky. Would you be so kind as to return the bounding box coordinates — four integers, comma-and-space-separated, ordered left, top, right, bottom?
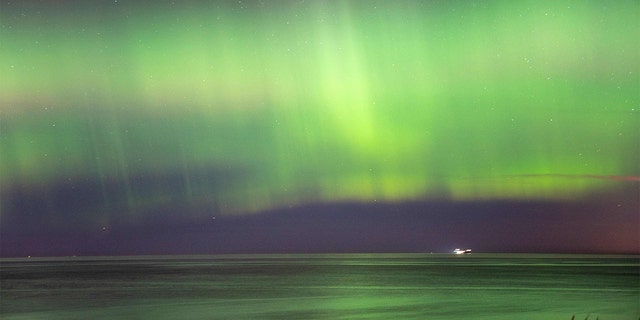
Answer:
1, 0, 638, 257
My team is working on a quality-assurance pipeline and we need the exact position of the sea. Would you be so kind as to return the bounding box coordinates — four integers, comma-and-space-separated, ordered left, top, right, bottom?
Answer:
1, 254, 638, 320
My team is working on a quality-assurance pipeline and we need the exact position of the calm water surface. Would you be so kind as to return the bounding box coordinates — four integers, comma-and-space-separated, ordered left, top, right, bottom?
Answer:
1, 254, 638, 319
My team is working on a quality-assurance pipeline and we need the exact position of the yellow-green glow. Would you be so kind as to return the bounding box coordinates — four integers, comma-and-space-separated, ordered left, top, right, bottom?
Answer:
1, 1, 638, 215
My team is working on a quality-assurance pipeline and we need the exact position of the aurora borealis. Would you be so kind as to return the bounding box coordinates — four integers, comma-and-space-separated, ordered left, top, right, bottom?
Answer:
1, 0, 638, 256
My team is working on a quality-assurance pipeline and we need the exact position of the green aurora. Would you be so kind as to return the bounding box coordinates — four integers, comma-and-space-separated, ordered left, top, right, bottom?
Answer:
1, 0, 638, 218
